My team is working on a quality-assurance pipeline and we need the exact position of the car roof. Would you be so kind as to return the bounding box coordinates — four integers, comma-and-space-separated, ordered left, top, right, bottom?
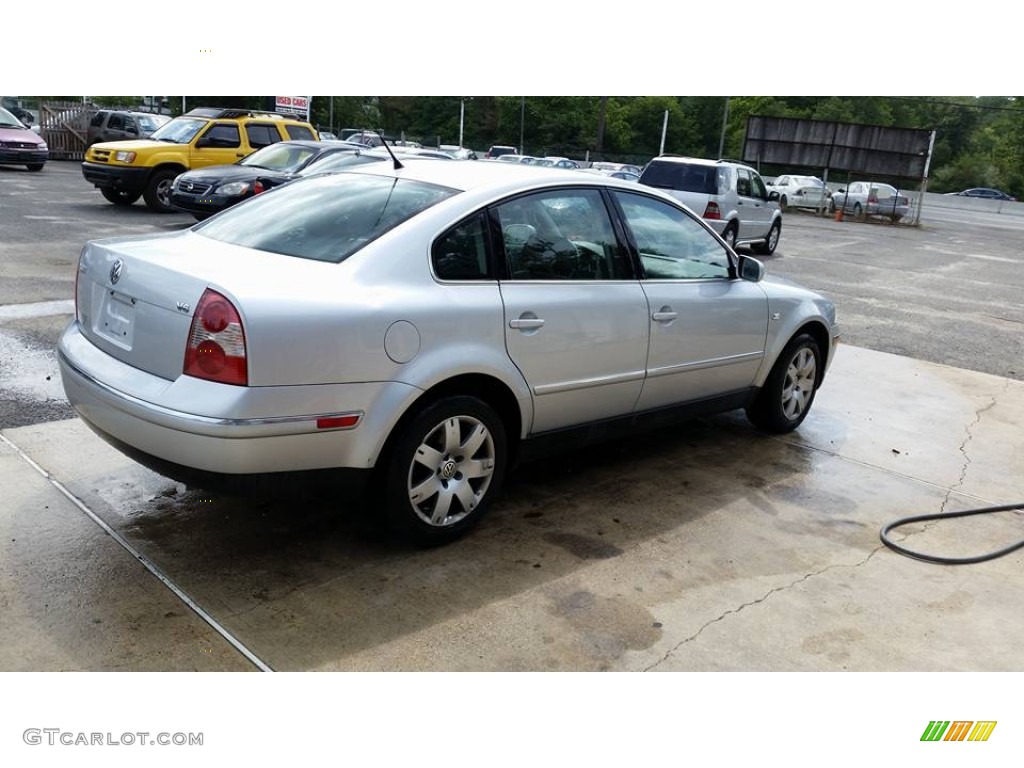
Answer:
650, 155, 754, 171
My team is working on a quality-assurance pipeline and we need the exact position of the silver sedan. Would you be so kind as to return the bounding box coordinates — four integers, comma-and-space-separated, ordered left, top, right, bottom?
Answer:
59, 160, 839, 544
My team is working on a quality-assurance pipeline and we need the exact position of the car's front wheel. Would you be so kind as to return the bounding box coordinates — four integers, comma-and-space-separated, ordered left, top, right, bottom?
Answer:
27, 163, 44, 172
143, 169, 179, 213
101, 188, 141, 206
383, 396, 507, 545
746, 333, 821, 433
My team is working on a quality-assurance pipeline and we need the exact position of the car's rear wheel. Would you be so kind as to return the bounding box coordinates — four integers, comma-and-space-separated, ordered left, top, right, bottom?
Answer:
779, 195, 788, 212
143, 169, 179, 213
751, 219, 781, 255
383, 396, 507, 545
746, 333, 821, 433
722, 222, 738, 250
100, 188, 141, 206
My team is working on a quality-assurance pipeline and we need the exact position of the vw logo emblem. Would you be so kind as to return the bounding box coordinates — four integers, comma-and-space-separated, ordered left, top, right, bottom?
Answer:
109, 259, 124, 285
440, 459, 458, 480
185, 182, 194, 192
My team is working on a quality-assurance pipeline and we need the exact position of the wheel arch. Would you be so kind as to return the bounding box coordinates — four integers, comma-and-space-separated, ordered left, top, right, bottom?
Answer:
374, 373, 525, 470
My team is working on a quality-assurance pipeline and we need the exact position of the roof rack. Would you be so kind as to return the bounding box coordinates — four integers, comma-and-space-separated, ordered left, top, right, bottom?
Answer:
183, 107, 290, 120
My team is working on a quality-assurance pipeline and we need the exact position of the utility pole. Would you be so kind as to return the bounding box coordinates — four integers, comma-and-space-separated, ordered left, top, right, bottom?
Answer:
718, 97, 730, 158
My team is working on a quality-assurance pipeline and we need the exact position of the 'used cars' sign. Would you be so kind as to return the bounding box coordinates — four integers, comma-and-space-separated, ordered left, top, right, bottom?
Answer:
275, 96, 310, 119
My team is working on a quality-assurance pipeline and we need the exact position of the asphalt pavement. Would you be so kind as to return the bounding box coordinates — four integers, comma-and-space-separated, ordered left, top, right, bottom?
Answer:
0, 161, 1021, 673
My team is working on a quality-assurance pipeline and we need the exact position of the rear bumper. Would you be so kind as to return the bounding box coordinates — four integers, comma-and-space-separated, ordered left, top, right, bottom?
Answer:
82, 162, 149, 193
58, 321, 419, 475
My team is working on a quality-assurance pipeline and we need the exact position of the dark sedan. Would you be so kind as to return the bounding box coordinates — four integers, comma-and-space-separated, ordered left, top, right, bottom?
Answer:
950, 187, 1016, 202
169, 140, 363, 219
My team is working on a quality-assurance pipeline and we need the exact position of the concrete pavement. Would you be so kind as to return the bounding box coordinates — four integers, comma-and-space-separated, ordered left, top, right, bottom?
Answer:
0, 345, 1021, 671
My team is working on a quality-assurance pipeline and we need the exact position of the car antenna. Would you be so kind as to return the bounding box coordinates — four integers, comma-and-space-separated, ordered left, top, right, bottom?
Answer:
376, 131, 404, 170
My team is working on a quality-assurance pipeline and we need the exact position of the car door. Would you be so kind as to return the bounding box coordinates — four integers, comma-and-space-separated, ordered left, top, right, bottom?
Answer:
190, 121, 246, 168
736, 168, 773, 239
495, 187, 649, 434
610, 190, 769, 411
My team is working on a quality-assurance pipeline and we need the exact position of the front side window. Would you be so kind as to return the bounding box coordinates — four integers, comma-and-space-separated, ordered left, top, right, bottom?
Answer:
202, 123, 241, 147
432, 212, 491, 280
614, 191, 731, 281
750, 173, 768, 200
196, 174, 456, 263
107, 114, 125, 131
494, 189, 631, 280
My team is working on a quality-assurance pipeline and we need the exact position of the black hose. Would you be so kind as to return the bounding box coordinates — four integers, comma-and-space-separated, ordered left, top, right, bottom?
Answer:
880, 502, 1024, 564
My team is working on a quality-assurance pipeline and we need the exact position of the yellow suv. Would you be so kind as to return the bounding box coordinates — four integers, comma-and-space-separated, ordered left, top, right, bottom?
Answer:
82, 107, 318, 212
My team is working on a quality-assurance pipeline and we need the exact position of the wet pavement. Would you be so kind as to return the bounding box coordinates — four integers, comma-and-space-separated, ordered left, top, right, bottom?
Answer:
2, 345, 1021, 671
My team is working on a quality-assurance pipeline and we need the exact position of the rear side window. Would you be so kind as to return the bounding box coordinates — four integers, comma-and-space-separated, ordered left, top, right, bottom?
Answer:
286, 125, 316, 141
494, 189, 632, 280
639, 161, 721, 194
195, 174, 457, 263
246, 123, 279, 148
432, 213, 491, 280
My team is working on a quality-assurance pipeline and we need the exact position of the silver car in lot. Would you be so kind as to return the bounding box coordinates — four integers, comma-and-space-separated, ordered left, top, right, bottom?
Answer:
829, 181, 910, 221
59, 161, 839, 544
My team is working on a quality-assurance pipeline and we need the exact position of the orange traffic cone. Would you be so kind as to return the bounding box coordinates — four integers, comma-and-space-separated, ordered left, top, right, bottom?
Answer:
834, 206, 844, 222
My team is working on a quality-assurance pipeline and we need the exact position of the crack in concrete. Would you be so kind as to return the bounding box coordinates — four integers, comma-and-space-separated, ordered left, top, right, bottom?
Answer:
937, 382, 1007, 515
643, 549, 886, 671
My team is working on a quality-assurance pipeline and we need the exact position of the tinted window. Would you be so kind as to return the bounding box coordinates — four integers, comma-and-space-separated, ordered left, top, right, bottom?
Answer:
750, 173, 768, 200
204, 123, 241, 147
736, 169, 752, 197
245, 123, 279, 149
196, 174, 456, 263
286, 125, 316, 141
640, 161, 720, 194
108, 114, 125, 131
614, 191, 731, 280
432, 213, 491, 280
495, 189, 631, 280
90, 112, 106, 127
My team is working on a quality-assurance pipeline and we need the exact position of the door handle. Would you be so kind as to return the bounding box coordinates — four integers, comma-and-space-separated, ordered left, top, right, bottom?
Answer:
509, 317, 545, 330
652, 309, 677, 323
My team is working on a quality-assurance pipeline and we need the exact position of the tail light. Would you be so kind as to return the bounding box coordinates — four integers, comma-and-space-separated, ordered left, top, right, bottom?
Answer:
868, 194, 878, 203
183, 289, 247, 386
703, 201, 722, 220
253, 180, 265, 195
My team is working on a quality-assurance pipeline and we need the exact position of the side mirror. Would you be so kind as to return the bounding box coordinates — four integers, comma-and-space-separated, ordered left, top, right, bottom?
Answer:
768, 191, 780, 202
837, 188, 846, 194
738, 254, 765, 282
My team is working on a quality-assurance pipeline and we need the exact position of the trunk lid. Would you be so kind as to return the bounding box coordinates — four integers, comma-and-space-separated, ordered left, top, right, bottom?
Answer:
75, 230, 333, 382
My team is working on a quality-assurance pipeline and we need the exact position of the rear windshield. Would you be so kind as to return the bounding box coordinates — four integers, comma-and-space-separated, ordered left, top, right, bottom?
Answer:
640, 161, 721, 194
194, 173, 457, 263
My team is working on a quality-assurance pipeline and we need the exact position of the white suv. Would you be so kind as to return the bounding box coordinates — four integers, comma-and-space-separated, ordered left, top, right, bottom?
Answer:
639, 156, 782, 255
